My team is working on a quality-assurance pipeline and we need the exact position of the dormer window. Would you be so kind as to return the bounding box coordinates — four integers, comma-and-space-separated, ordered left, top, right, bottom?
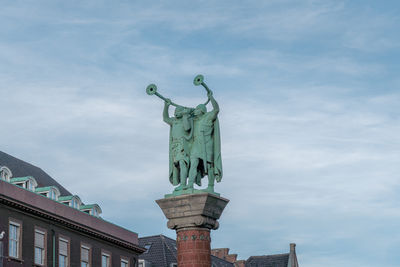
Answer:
10, 176, 38, 191
143, 244, 151, 254
48, 190, 56, 200
58, 195, 81, 209
27, 179, 35, 191
80, 204, 102, 218
35, 186, 61, 201
0, 166, 12, 182
71, 198, 79, 209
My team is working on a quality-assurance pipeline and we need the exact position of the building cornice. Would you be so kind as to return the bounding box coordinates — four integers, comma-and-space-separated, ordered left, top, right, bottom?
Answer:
0, 180, 145, 254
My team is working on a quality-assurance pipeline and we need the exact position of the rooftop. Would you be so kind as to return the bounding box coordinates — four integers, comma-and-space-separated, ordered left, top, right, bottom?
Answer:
139, 234, 234, 267
0, 151, 70, 195
0, 150, 144, 252
10, 176, 34, 182
245, 253, 289, 267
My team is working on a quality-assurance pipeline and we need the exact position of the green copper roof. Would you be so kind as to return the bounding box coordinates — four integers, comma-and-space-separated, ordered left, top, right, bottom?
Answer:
35, 186, 59, 193
10, 177, 31, 183
58, 195, 81, 202
35, 186, 52, 192
80, 204, 97, 209
80, 204, 102, 213
58, 195, 74, 201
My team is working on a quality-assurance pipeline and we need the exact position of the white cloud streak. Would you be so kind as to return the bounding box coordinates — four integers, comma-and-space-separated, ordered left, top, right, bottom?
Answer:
0, 1, 399, 266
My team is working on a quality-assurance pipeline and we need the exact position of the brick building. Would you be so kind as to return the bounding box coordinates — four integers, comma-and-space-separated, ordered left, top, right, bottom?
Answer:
212, 243, 299, 267
0, 151, 145, 267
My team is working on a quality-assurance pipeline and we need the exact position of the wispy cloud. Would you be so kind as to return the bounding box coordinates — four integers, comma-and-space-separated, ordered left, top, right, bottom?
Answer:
1, 1, 399, 266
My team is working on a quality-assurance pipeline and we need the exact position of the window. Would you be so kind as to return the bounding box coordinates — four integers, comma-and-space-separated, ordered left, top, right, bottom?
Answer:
81, 245, 90, 267
34, 229, 46, 265
27, 180, 34, 191
49, 190, 56, 200
71, 199, 79, 209
8, 220, 21, 258
59, 237, 69, 267
0, 166, 12, 181
101, 252, 110, 267
121, 258, 129, 267
143, 244, 151, 254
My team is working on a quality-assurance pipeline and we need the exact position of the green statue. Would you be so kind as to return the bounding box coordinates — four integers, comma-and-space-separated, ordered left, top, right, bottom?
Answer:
187, 91, 222, 192
146, 75, 223, 195
163, 100, 193, 190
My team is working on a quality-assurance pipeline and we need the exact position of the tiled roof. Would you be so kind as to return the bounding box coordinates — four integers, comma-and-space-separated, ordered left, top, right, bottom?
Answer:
0, 179, 142, 250
0, 151, 71, 195
139, 235, 177, 267
1, 151, 102, 218
139, 235, 234, 267
211, 254, 235, 267
245, 253, 289, 267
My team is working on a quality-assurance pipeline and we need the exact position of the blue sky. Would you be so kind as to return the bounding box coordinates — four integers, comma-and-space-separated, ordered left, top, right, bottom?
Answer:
1, 1, 400, 266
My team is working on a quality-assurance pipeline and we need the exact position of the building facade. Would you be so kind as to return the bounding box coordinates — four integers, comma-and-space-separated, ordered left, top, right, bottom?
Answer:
0, 151, 145, 267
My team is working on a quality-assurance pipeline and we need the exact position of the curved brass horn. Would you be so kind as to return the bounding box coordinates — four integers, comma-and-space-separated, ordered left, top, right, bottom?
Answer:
146, 84, 157, 95
146, 83, 191, 109
193, 74, 211, 106
193, 74, 204, 86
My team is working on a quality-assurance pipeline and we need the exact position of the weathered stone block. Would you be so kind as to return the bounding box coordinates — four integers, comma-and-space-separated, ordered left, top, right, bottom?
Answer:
156, 193, 229, 230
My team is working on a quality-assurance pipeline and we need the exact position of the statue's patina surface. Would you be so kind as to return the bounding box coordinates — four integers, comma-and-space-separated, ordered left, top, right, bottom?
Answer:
146, 75, 223, 196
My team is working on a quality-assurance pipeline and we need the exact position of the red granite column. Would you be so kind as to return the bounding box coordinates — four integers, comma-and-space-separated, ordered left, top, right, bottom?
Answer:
177, 228, 211, 267
157, 193, 229, 267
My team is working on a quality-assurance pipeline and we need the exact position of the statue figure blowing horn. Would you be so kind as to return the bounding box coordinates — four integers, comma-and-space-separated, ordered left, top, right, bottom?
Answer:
146, 75, 223, 196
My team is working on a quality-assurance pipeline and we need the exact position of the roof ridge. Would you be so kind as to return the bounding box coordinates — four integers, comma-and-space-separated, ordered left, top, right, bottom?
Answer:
160, 234, 176, 242
161, 234, 177, 262
0, 151, 38, 169
160, 235, 169, 266
248, 253, 290, 259
0, 150, 71, 195
139, 234, 175, 240
0, 151, 49, 175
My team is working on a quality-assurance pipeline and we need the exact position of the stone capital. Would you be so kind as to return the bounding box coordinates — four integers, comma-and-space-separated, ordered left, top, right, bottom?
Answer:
156, 193, 229, 230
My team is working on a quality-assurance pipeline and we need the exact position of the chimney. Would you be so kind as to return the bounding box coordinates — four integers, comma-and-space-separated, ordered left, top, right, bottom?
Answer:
211, 248, 230, 259
289, 243, 299, 267
225, 253, 238, 263
234, 260, 246, 267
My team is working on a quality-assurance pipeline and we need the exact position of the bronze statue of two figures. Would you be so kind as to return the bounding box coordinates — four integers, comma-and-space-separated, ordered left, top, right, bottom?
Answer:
146, 75, 223, 196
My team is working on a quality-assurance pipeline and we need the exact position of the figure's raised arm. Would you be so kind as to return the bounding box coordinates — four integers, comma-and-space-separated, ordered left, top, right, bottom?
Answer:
182, 110, 191, 131
209, 92, 219, 120
163, 99, 173, 125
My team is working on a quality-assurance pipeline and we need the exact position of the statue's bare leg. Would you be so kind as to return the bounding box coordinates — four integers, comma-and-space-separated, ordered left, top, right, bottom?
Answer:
187, 158, 199, 189
175, 160, 187, 190
207, 163, 215, 192
173, 164, 179, 187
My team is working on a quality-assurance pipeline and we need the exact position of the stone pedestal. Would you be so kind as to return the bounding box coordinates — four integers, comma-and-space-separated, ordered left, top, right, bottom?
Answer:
156, 193, 229, 267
